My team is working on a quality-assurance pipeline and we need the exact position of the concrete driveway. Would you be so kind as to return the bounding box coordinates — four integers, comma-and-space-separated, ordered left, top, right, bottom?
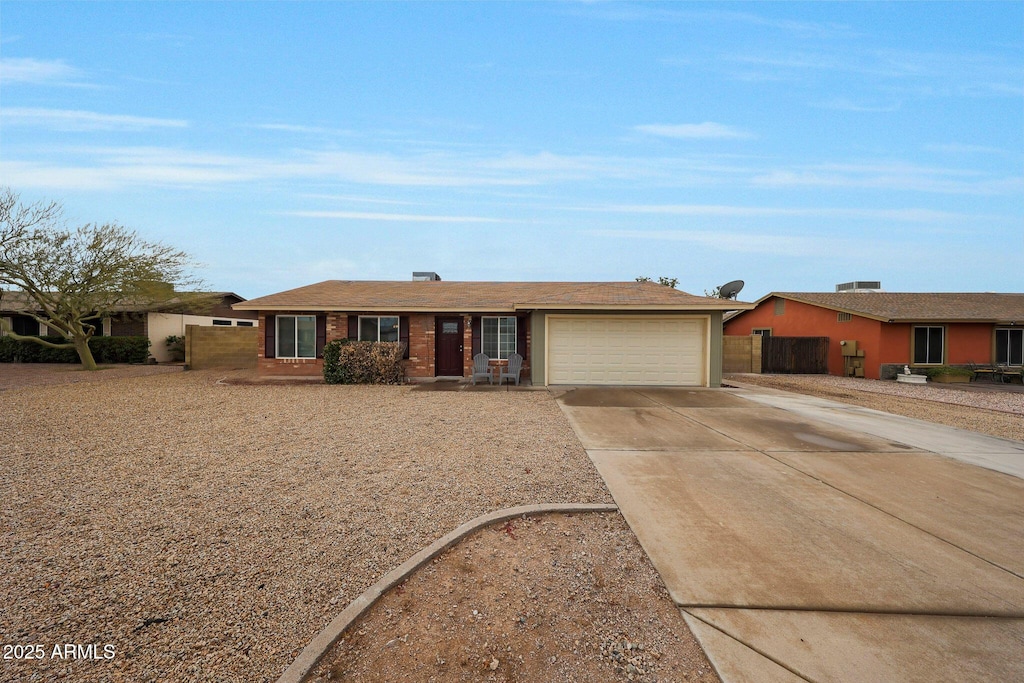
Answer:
555, 386, 1024, 682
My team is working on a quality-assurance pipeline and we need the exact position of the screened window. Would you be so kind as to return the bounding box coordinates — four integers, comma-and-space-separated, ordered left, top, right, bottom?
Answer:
482, 316, 516, 360
277, 315, 316, 358
359, 316, 399, 342
996, 329, 1023, 366
913, 326, 944, 365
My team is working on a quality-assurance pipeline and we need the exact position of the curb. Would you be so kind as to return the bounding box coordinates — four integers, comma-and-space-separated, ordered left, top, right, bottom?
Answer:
276, 502, 619, 683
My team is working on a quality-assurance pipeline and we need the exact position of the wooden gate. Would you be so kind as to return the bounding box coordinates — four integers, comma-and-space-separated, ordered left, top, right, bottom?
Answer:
761, 336, 829, 374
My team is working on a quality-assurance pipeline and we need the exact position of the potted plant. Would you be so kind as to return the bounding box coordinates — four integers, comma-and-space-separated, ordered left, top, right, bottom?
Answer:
924, 365, 973, 384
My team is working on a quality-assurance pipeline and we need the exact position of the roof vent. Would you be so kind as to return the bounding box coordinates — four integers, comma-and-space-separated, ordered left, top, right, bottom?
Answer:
412, 272, 441, 281
836, 281, 881, 293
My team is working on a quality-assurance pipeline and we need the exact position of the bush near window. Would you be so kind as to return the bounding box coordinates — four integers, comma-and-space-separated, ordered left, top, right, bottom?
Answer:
323, 340, 406, 385
923, 365, 974, 379
0, 335, 151, 364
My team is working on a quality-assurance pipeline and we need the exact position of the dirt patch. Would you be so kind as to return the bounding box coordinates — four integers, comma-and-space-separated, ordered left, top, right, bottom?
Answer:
0, 362, 182, 390
313, 513, 718, 683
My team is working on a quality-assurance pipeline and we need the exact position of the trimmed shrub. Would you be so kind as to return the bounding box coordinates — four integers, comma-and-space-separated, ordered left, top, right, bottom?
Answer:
323, 340, 406, 385
923, 365, 973, 380
0, 337, 22, 362
92, 336, 151, 364
0, 335, 150, 364
165, 335, 186, 362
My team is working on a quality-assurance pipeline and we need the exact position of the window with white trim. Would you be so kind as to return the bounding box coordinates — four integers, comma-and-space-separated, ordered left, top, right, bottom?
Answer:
912, 326, 944, 365
482, 316, 516, 360
752, 328, 772, 337
277, 315, 316, 358
359, 316, 399, 343
996, 328, 1023, 366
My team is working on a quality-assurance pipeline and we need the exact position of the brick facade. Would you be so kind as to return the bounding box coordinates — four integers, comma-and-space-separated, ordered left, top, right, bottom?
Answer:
257, 312, 531, 381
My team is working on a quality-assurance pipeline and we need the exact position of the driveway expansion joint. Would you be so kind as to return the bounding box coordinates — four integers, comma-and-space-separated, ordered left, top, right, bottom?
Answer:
682, 609, 818, 683
276, 502, 618, 683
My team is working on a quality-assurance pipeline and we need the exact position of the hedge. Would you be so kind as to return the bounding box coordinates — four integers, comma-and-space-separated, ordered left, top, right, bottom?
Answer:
323, 340, 406, 384
0, 335, 151, 364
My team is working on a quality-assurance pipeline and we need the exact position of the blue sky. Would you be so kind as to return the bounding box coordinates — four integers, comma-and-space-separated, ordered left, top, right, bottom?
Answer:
1, 1, 1021, 300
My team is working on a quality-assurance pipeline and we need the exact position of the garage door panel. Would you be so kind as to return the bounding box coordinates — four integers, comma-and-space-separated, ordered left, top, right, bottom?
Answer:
547, 316, 706, 386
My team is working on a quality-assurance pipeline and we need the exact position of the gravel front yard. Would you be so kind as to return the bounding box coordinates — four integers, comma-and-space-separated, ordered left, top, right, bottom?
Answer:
0, 369, 613, 682
726, 374, 1024, 442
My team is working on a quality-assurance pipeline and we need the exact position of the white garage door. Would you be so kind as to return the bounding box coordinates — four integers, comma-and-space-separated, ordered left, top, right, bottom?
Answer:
546, 316, 706, 386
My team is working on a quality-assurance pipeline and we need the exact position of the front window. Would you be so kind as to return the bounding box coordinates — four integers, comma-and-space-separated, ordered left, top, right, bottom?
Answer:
996, 329, 1023, 366
913, 326, 944, 365
277, 315, 316, 358
482, 316, 516, 360
359, 316, 399, 342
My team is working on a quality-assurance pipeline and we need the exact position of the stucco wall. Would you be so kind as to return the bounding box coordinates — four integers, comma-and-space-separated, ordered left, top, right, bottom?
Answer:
149, 313, 257, 362
726, 297, 1002, 379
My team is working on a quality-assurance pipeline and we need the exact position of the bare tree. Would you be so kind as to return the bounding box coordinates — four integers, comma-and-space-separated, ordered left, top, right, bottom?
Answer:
0, 188, 203, 370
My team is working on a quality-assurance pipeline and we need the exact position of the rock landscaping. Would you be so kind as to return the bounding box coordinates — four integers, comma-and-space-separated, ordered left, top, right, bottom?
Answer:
0, 367, 714, 683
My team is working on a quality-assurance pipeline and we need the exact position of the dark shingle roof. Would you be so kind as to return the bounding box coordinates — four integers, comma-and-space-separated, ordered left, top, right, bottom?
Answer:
234, 280, 753, 312
770, 292, 1024, 323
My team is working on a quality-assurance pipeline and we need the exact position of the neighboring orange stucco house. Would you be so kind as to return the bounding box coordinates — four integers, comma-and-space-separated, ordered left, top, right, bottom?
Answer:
724, 287, 1024, 380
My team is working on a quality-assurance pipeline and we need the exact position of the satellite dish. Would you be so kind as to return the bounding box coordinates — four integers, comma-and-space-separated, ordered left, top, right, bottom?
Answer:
718, 280, 744, 299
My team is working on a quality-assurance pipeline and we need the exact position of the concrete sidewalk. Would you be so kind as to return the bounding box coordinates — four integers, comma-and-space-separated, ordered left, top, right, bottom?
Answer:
555, 386, 1024, 682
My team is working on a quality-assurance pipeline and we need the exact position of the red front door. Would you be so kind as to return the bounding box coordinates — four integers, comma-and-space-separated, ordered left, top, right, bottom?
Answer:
435, 317, 464, 376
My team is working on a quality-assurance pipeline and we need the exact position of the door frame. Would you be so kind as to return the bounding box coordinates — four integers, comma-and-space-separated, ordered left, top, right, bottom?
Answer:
435, 316, 465, 376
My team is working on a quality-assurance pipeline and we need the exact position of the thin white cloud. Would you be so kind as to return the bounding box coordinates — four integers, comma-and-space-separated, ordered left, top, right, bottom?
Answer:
815, 98, 901, 113
1, 108, 188, 131
251, 122, 355, 136
0, 57, 86, 86
574, 5, 850, 38
924, 142, 1014, 156
574, 203, 974, 223
751, 161, 1024, 195
635, 123, 754, 140
587, 228, 838, 257
282, 210, 508, 224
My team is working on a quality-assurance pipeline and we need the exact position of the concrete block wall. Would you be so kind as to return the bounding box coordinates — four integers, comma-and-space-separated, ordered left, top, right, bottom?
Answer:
186, 324, 258, 370
722, 335, 762, 374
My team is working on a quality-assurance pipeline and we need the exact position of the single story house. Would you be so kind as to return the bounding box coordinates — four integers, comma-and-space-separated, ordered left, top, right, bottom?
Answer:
233, 275, 752, 386
723, 288, 1024, 379
1, 291, 258, 363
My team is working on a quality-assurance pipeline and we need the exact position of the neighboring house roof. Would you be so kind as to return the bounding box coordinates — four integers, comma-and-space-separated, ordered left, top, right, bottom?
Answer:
234, 280, 754, 313
0, 290, 248, 314
736, 292, 1024, 324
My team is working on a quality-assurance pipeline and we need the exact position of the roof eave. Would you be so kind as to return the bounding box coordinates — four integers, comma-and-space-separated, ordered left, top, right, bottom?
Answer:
233, 302, 754, 313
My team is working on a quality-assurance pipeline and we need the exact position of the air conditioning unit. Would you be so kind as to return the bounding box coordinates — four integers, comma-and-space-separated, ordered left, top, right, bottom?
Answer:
836, 281, 881, 293
412, 272, 442, 281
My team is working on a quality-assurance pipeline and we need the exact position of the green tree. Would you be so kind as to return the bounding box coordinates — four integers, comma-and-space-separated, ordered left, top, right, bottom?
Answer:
0, 188, 203, 370
635, 276, 678, 289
